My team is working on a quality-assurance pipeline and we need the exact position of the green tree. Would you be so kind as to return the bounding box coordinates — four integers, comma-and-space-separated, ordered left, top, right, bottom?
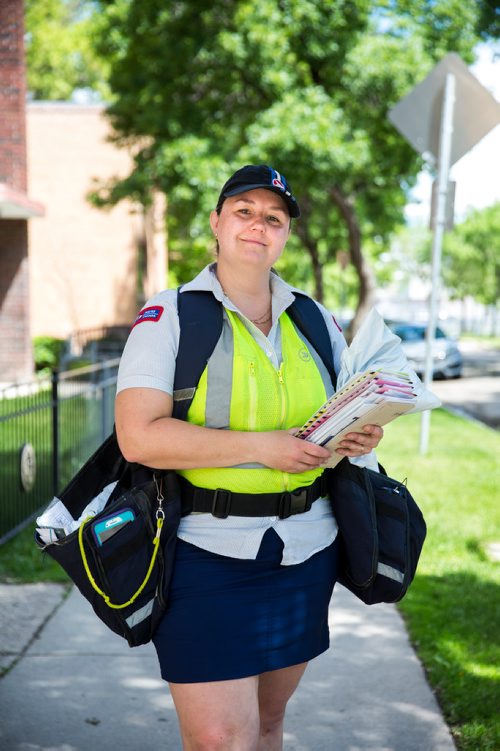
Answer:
475, 0, 500, 40
25, 0, 109, 101
442, 202, 500, 307
91, 0, 485, 328
387, 204, 500, 333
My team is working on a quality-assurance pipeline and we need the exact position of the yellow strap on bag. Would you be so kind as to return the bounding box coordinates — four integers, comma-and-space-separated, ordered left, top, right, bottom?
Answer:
78, 513, 164, 610
78, 478, 165, 610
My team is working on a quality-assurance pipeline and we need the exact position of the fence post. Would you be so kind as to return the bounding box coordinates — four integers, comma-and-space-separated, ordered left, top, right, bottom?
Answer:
101, 363, 109, 441
51, 370, 59, 496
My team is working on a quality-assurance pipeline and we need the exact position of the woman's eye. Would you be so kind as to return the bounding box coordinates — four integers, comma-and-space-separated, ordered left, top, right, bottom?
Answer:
267, 215, 281, 224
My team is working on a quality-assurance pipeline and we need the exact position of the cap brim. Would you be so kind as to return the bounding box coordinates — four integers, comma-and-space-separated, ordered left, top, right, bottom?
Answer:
223, 184, 300, 218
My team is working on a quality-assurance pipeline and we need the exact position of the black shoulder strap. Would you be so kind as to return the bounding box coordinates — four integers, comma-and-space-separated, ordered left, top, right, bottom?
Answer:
173, 287, 337, 420
288, 292, 337, 390
173, 289, 223, 420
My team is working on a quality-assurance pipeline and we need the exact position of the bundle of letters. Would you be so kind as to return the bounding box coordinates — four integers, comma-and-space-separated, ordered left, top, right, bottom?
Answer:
297, 370, 417, 468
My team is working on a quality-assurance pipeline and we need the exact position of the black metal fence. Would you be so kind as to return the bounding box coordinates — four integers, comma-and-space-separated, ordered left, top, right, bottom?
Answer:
0, 359, 120, 545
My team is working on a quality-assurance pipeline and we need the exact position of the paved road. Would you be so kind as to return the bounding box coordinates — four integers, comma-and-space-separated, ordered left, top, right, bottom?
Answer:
430, 340, 500, 429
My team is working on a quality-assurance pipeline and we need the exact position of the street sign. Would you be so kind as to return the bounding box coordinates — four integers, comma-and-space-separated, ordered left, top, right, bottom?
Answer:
389, 53, 500, 166
388, 52, 500, 455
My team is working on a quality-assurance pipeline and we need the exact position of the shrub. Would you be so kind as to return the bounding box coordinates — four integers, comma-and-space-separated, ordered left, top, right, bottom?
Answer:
33, 336, 66, 372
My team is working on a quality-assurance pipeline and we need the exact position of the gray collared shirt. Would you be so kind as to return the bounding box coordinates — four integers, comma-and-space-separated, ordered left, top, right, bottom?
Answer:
117, 264, 347, 564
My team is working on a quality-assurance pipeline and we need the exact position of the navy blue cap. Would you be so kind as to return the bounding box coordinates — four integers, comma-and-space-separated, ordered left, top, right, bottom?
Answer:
216, 164, 300, 218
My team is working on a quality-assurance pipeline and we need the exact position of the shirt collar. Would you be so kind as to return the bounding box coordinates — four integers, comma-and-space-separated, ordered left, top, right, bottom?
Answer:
180, 263, 300, 313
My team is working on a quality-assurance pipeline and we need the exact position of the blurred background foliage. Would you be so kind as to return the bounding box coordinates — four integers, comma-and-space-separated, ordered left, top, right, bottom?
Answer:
24, 0, 499, 330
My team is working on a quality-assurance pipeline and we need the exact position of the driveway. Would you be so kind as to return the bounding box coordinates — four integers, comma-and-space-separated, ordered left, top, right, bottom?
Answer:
429, 340, 500, 429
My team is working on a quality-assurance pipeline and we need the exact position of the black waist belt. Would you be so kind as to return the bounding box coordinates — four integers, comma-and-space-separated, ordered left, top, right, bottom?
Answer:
178, 473, 328, 520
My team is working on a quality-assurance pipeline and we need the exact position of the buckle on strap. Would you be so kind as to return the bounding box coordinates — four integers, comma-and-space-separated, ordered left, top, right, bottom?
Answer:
211, 488, 232, 519
278, 488, 310, 520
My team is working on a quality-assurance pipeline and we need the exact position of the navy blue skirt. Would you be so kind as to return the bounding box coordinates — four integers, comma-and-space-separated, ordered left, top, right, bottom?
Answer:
153, 529, 338, 684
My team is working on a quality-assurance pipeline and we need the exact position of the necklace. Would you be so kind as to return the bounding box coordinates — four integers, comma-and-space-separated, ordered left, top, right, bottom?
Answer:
251, 310, 272, 325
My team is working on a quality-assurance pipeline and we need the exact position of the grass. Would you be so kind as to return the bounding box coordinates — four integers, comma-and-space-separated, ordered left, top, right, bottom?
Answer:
0, 523, 70, 584
377, 408, 500, 751
0, 408, 498, 749
0, 387, 110, 539
460, 334, 500, 348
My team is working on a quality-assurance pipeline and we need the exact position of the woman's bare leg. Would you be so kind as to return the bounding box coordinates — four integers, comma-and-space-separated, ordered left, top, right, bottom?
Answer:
257, 662, 309, 751
168, 662, 308, 751
169, 676, 260, 751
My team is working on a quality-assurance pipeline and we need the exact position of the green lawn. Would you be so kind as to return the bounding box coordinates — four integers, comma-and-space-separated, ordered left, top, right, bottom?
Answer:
460, 334, 500, 349
377, 408, 500, 751
0, 523, 70, 583
0, 407, 498, 749
0, 387, 110, 539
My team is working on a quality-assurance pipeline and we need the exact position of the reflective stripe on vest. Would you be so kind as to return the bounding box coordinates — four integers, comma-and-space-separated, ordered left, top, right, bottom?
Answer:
177, 309, 333, 495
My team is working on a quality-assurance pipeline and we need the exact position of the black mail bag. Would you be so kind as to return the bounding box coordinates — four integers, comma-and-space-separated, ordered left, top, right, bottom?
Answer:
326, 458, 426, 604
35, 433, 181, 647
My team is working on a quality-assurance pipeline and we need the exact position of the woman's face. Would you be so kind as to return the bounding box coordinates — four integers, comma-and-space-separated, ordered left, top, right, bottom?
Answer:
210, 188, 291, 271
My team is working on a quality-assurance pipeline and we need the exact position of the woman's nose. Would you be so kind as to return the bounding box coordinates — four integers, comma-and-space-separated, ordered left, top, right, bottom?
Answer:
250, 214, 266, 231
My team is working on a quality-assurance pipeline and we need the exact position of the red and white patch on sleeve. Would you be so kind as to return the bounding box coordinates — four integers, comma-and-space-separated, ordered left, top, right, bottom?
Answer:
132, 305, 164, 328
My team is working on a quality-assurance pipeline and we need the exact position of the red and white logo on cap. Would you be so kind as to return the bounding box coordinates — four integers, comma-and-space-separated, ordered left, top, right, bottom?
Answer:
271, 170, 285, 191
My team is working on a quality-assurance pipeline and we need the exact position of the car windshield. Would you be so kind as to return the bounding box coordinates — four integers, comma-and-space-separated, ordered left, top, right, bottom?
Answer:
390, 324, 447, 341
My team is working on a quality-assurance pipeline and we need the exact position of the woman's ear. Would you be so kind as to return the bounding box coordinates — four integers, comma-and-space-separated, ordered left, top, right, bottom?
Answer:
209, 210, 219, 237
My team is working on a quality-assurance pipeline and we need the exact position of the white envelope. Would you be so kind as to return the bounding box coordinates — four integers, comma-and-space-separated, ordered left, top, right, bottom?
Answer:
338, 309, 442, 414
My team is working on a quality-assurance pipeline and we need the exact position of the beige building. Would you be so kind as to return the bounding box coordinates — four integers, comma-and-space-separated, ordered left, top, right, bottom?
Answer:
1, 3, 167, 382
26, 102, 167, 342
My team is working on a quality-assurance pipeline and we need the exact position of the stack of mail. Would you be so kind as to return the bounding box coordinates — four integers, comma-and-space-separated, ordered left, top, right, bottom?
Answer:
36, 481, 118, 545
297, 370, 416, 468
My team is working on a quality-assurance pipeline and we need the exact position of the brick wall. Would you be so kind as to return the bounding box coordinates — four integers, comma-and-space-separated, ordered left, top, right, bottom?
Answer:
0, 0, 27, 192
0, 221, 32, 381
0, 0, 32, 382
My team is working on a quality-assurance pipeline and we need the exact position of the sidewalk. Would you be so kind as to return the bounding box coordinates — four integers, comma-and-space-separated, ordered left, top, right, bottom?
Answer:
0, 582, 456, 751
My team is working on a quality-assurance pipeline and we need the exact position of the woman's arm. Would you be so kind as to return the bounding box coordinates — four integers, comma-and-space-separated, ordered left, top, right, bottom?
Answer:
116, 388, 384, 473
115, 388, 333, 474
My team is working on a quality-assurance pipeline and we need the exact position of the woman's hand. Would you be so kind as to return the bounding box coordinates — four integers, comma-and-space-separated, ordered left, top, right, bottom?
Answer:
255, 429, 331, 474
255, 424, 383, 473
335, 424, 384, 458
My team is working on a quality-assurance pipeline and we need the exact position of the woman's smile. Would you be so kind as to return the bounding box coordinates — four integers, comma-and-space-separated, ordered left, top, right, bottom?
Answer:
240, 236, 267, 246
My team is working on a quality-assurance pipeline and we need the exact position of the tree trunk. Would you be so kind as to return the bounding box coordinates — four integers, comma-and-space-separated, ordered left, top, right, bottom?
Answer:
295, 220, 324, 303
143, 190, 168, 299
330, 185, 377, 339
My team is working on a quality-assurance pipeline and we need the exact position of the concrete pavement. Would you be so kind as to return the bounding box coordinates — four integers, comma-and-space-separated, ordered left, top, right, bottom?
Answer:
2, 339, 495, 749
431, 340, 500, 430
0, 582, 456, 751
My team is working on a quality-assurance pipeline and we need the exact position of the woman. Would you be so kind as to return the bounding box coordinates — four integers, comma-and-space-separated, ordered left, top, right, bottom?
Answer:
115, 164, 383, 751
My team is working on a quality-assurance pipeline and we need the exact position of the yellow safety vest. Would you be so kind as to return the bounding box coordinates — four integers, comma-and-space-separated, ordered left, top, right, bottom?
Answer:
177, 308, 330, 494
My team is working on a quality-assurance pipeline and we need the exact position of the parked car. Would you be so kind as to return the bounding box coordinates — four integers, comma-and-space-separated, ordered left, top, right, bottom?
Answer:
386, 321, 463, 379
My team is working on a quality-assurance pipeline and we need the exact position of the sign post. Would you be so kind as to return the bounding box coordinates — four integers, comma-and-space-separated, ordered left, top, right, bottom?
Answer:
420, 72, 455, 454
388, 53, 500, 454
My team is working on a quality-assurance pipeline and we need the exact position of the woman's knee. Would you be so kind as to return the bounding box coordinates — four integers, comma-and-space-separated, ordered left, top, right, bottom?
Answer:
170, 676, 261, 750
181, 716, 259, 750
257, 662, 308, 736
259, 703, 286, 737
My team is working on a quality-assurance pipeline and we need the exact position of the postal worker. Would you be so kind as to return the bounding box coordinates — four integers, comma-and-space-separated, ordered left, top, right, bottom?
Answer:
115, 164, 383, 750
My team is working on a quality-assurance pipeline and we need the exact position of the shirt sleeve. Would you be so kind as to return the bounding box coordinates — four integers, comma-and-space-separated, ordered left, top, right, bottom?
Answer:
116, 290, 179, 395
314, 301, 347, 377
